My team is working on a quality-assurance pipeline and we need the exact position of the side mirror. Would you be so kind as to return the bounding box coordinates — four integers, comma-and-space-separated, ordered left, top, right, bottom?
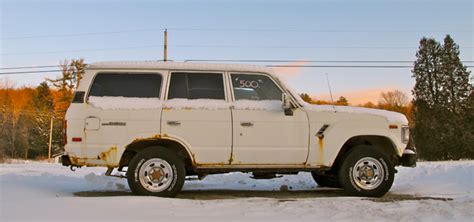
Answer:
282, 93, 293, 116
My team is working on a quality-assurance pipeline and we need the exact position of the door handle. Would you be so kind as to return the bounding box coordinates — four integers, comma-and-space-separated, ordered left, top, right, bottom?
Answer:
240, 122, 254, 127
167, 121, 181, 126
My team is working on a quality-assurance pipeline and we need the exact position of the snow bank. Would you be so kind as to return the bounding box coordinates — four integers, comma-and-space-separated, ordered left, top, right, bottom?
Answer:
304, 104, 408, 123
392, 161, 474, 200
1, 161, 473, 221
88, 96, 163, 110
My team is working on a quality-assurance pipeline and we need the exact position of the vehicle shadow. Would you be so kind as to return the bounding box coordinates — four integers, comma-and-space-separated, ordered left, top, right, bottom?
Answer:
73, 189, 452, 202
73, 189, 343, 199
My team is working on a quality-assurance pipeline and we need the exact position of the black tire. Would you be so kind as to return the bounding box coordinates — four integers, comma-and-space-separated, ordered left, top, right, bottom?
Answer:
338, 145, 394, 197
127, 147, 185, 197
311, 172, 341, 188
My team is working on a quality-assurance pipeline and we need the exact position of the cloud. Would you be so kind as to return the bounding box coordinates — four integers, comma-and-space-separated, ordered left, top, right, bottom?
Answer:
311, 87, 412, 105
272, 60, 308, 80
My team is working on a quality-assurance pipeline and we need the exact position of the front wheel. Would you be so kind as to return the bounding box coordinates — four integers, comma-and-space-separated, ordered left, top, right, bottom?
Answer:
127, 147, 185, 197
338, 145, 394, 197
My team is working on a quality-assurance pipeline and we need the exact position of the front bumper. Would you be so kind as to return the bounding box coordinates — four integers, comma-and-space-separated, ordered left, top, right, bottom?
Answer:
400, 147, 417, 167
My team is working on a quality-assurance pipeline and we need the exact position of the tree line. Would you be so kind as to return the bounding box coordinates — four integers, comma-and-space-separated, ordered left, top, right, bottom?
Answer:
0, 59, 85, 160
0, 35, 472, 161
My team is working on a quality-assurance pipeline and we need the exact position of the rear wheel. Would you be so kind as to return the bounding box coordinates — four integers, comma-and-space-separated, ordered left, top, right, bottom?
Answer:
338, 145, 394, 197
311, 172, 341, 188
127, 147, 185, 197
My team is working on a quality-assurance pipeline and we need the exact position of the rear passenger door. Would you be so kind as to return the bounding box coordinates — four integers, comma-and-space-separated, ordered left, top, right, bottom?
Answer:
161, 72, 232, 165
84, 72, 163, 165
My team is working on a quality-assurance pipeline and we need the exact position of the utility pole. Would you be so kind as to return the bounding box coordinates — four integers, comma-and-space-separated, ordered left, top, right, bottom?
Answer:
48, 117, 54, 162
164, 29, 168, 61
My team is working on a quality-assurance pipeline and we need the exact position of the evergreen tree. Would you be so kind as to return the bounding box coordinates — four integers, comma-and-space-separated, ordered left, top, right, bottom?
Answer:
0, 89, 15, 158
439, 35, 471, 113
412, 36, 473, 160
29, 82, 55, 158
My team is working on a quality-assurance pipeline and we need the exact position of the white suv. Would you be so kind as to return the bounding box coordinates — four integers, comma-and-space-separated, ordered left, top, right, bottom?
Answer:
62, 61, 416, 197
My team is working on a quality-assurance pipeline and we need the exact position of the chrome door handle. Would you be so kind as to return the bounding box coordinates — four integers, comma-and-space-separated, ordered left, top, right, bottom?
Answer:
167, 121, 181, 126
240, 122, 254, 127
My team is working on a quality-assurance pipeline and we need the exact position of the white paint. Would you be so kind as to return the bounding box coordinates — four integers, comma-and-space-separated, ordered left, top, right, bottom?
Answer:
66, 61, 410, 169
303, 104, 408, 123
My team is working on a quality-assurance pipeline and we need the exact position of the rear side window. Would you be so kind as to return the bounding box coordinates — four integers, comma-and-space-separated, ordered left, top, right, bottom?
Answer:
89, 73, 162, 98
168, 72, 225, 100
231, 74, 282, 101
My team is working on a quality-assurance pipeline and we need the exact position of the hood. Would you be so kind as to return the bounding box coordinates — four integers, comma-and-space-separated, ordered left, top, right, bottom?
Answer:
303, 104, 408, 123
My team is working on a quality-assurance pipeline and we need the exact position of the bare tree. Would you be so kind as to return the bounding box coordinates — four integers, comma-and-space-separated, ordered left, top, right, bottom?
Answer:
379, 90, 409, 108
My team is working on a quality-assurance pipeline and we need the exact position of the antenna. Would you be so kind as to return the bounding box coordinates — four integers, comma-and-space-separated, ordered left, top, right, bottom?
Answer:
325, 73, 336, 112
163, 29, 168, 61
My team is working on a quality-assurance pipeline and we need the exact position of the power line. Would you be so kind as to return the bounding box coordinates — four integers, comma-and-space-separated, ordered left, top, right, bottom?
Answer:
267, 65, 415, 68
1, 45, 163, 56
3, 44, 473, 56
0, 70, 63, 75
1, 28, 165, 40
0, 65, 60, 70
1, 59, 474, 72
184, 59, 474, 63
1, 65, 473, 75
2, 27, 472, 40
3, 60, 474, 70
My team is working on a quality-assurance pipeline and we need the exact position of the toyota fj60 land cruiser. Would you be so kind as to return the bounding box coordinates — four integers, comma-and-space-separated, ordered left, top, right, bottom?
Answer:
61, 61, 416, 197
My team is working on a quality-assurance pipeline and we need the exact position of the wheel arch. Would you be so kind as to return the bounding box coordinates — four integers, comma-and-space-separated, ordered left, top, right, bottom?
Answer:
119, 137, 195, 174
330, 135, 398, 172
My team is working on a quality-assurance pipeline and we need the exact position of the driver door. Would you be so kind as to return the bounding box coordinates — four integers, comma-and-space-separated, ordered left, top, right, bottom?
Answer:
230, 73, 309, 165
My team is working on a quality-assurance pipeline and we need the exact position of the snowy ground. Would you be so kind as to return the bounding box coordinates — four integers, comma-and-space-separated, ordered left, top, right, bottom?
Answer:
1, 161, 473, 222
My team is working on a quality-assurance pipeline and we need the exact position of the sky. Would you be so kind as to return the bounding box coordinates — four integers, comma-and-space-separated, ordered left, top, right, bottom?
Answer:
1, 0, 473, 104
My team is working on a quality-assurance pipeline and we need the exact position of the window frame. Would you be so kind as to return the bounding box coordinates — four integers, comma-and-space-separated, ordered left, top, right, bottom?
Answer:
86, 71, 164, 101
228, 72, 286, 102
165, 71, 228, 101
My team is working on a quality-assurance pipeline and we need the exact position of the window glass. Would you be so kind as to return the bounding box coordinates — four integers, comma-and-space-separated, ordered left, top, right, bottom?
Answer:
168, 72, 225, 100
89, 73, 162, 98
231, 74, 282, 101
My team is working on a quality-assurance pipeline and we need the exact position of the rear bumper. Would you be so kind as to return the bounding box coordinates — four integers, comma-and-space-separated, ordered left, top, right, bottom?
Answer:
60, 155, 72, 166
400, 147, 417, 167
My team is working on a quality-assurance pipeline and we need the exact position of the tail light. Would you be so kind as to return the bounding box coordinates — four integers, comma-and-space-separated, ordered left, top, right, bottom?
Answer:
63, 120, 68, 146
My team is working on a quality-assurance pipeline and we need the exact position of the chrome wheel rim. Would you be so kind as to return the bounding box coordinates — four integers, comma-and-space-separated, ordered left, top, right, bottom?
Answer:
138, 158, 173, 192
351, 157, 384, 190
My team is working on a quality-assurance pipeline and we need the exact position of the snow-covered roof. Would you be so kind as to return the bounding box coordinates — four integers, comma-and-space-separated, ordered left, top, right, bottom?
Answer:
88, 61, 275, 73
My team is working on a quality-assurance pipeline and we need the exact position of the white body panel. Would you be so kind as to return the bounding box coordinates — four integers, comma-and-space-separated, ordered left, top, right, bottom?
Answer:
231, 108, 309, 165
161, 108, 232, 165
64, 61, 409, 170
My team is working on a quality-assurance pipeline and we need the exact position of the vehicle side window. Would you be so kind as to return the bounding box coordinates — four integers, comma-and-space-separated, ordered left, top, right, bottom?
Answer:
231, 74, 282, 101
168, 72, 225, 100
89, 73, 162, 98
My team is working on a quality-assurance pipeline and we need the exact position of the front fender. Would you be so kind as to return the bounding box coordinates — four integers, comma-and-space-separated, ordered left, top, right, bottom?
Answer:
307, 120, 404, 167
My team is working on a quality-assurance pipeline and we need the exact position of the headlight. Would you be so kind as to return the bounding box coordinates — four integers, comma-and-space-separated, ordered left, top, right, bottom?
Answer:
401, 125, 409, 144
